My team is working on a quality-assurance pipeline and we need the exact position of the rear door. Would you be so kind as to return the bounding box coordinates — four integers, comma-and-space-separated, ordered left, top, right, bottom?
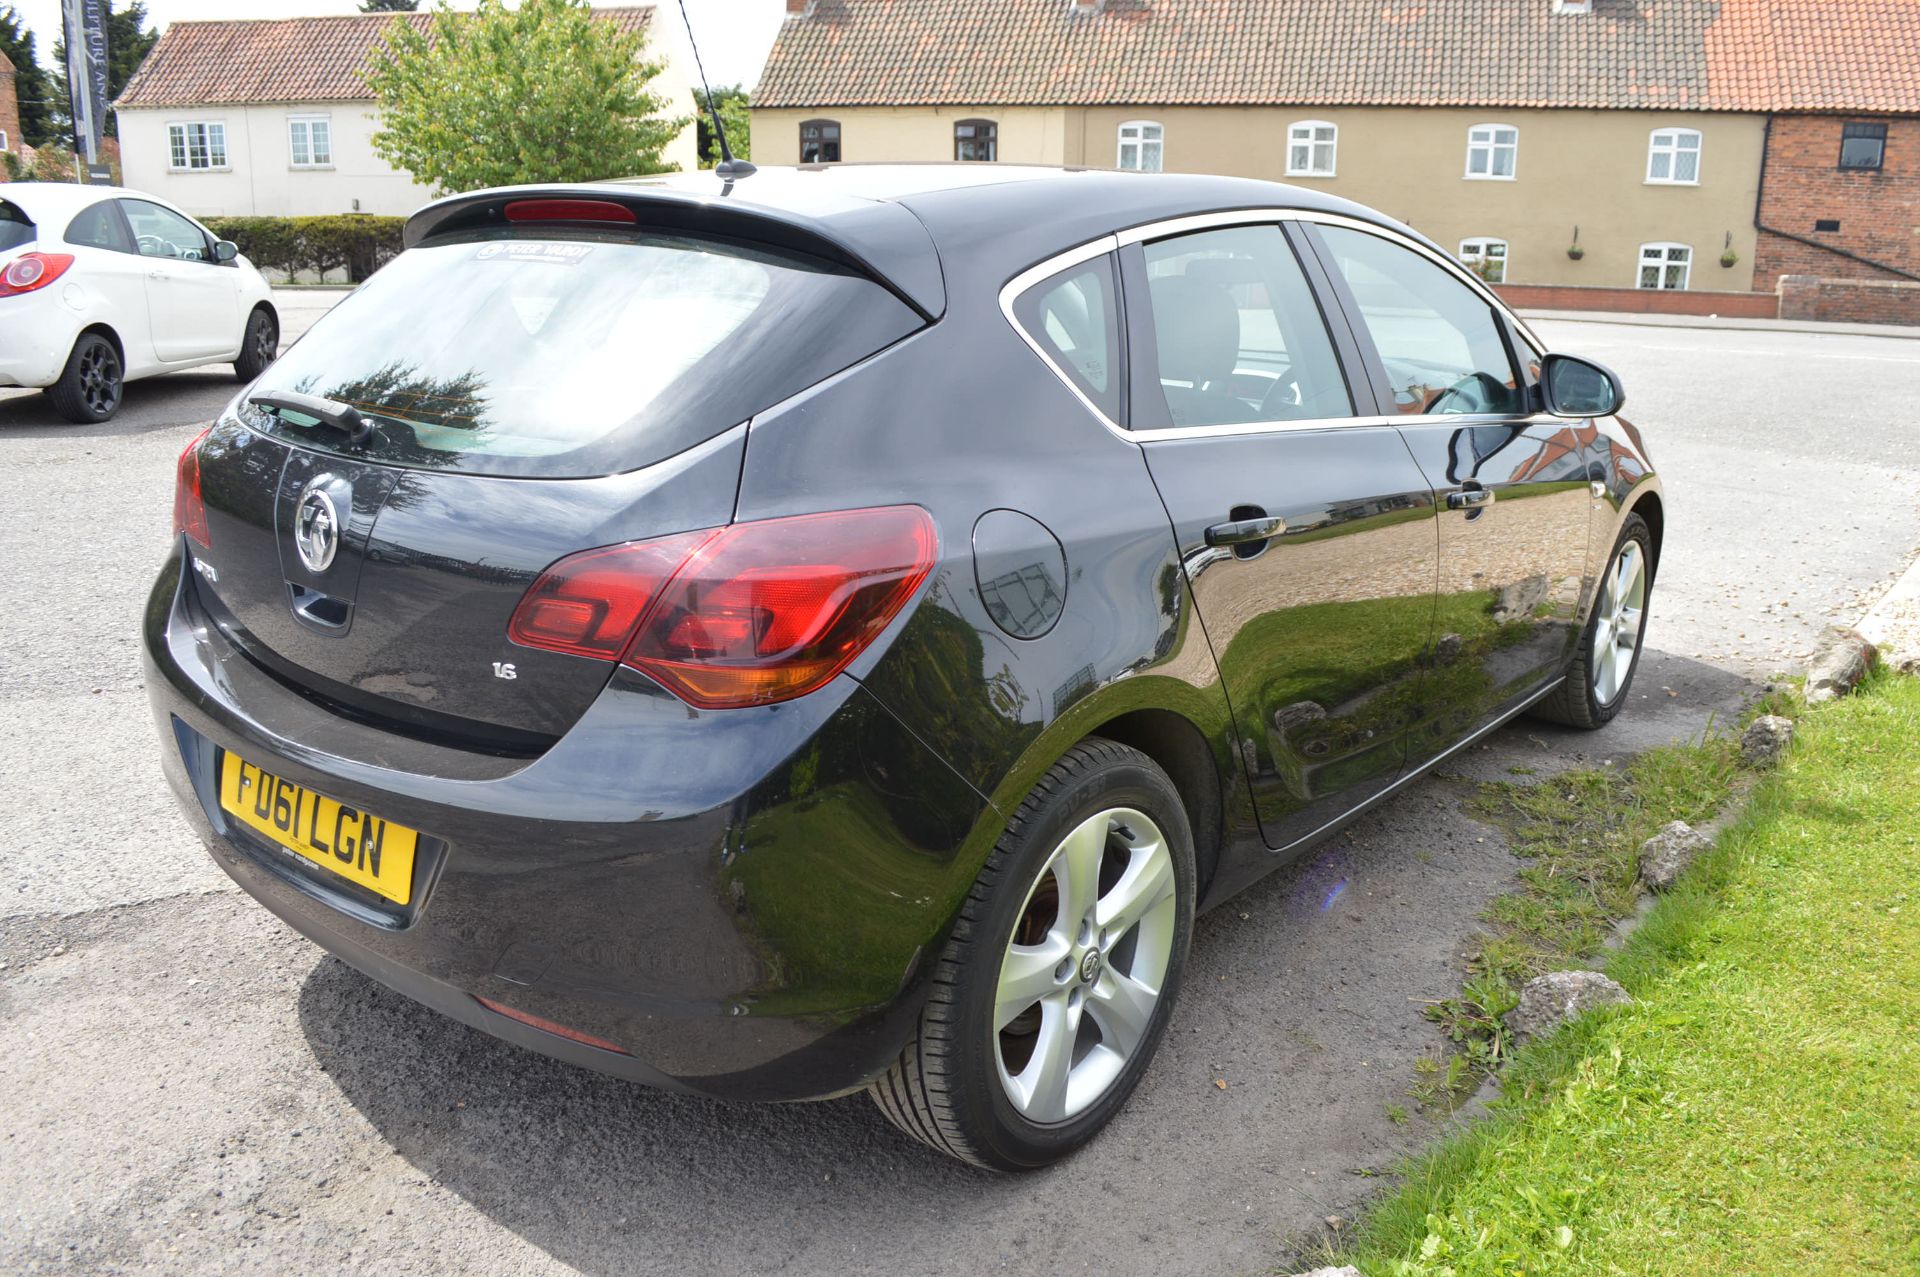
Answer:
1120, 220, 1440, 852
119, 198, 240, 361
1301, 221, 1592, 755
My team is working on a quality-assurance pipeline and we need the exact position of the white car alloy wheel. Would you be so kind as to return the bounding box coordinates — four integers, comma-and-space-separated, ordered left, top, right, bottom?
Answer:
994, 806, 1177, 1123
1591, 538, 1647, 706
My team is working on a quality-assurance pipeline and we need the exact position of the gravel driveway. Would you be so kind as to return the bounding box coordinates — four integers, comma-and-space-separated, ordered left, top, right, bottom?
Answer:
2, 304, 1914, 1275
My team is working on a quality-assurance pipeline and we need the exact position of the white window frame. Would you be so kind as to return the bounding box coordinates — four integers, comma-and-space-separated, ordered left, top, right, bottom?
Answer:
287, 114, 333, 169
167, 121, 229, 172
0, 129, 9, 153
1463, 123, 1518, 180
1117, 119, 1163, 172
1646, 128, 1702, 185
1286, 120, 1337, 177
1458, 237, 1510, 283
1637, 242, 1692, 290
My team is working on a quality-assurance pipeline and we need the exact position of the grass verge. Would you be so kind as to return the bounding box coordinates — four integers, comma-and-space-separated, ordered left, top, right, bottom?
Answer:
1337, 673, 1920, 1274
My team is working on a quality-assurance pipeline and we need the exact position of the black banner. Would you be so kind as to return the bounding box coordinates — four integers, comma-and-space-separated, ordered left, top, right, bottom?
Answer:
63, 0, 110, 168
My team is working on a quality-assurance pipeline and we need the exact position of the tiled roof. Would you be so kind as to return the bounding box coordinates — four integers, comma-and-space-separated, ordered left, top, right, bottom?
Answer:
115, 7, 655, 110
757, 0, 1920, 115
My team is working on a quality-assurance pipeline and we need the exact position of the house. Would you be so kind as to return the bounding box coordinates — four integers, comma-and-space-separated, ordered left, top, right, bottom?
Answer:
755, 0, 1920, 318
0, 48, 20, 167
112, 7, 699, 219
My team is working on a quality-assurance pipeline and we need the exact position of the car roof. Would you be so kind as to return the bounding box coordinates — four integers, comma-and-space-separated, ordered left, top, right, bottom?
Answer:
0, 183, 141, 219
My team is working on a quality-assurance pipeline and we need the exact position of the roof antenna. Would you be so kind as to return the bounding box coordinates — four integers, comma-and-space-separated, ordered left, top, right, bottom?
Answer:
676, 0, 755, 181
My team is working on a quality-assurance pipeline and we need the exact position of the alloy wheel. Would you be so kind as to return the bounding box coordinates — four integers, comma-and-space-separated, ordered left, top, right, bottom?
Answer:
1591, 540, 1646, 706
79, 341, 122, 417
994, 806, 1177, 1124
252, 314, 279, 366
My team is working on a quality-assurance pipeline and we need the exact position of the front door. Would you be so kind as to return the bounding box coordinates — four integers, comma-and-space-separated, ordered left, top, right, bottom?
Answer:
1122, 223, 1440, 852
121, 198, 239, 362
1302, 222, 1593, 756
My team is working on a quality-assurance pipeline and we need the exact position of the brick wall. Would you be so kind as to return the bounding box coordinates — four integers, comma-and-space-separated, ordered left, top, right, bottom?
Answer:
1778, 275, 1920, 325
1493, 283, 1779, 319
0, 58, 21, 171
1753, 114, 1920, 288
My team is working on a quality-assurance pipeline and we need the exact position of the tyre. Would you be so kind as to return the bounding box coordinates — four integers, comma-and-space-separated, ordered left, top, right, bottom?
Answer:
870, 738, 1195, 1169
1532, 512, 1653, 729
45, 332, 124, 424
234, 307, 279, 382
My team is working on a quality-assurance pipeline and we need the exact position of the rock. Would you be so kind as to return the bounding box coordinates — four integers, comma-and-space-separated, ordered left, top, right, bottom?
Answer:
1639, 820, 1711, 891
1272, 700, 1328, 735
1492, 574, 1550, 624
1804, 626, 1876, 704
1433, 632, 1464, 664
1506, 970, 1632, 1043
1742, 714, 1795, 768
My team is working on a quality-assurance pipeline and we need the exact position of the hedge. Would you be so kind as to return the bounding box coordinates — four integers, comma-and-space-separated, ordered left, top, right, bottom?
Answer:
201, 215, 406, 283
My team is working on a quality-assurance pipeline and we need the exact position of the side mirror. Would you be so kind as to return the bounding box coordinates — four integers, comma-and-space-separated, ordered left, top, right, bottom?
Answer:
1537, 353, 1624, 418
214, 239, 240, 264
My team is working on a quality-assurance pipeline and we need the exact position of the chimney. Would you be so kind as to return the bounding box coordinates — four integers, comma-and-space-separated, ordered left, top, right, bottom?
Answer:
786, 0, 816, 16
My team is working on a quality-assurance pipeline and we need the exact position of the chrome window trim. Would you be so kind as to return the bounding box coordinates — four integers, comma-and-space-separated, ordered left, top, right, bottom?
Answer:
999, 207, 1549, 444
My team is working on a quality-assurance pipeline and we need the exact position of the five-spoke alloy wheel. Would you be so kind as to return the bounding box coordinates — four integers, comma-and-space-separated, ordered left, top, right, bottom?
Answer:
47, 332, 124, 424
1534, 511, 1655, 729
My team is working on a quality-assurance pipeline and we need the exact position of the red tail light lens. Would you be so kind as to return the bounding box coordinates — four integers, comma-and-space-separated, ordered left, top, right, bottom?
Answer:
173, 427, 212, 548
502, 199, 638, 225
508, 506, 938, 709
0, 252, 75, 297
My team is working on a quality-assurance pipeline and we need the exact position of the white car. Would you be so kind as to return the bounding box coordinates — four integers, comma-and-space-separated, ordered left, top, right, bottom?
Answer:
0, 183, 279, 422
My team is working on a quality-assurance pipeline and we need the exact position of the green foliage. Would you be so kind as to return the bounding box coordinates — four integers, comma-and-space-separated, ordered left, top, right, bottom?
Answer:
695, 84, 752, 167
359, 0, 420, 10
0, 5, 57, 146
51, 1, 157, 140
5, 143, 78, 182
365, 0, 690, 194
201, 215, 405, 283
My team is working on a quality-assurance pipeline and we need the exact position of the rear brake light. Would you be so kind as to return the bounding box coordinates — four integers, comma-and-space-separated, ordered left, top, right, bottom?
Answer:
0, 252, 74, 297
173, 427, 212, 548
502, 199, 638, 225
508, 506, 938, 709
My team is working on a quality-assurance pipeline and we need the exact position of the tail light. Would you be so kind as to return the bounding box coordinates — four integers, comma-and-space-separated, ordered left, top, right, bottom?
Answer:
172, 427, 212, 548
0, 252, 75, 298
502, 199, 638, 224
509, 506, 938, 709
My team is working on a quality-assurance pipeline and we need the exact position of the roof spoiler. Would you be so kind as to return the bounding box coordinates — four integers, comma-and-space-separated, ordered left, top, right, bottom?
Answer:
404, 183, 945, 320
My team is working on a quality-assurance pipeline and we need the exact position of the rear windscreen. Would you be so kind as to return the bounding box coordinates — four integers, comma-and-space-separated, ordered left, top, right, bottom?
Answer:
0, 202, 33, 253
240, 227, 925, 478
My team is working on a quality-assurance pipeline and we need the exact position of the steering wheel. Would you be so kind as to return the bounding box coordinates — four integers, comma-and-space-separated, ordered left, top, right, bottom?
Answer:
1423, 371, 1508, 416
1259, 368, 1351, 420
136, 233, 182, 258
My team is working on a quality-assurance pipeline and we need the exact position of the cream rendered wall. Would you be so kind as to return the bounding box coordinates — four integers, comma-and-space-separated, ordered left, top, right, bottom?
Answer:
752, 106, 1072, 166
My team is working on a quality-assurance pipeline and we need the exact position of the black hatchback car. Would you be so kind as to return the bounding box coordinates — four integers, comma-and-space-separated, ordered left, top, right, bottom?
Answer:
146, 165, 1661, 1170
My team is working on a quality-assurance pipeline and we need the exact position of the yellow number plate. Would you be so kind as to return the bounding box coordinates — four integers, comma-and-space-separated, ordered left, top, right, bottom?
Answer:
218, 754, 420, 905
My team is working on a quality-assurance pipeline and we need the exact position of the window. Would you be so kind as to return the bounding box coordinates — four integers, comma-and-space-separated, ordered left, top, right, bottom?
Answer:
1011, 255, 1121, 420
288, 116, 332, 168
0, 199, 32, 252
1117, 120, 1163, 172
1646, 128, 1702, 183
955, 119, 997, 162
1637, 242, 1692, 290
1137, 225, 1353, 428
1840, 122, 1887, 171
1458, 237, 1509, 284
0, 130, 8, 153
1316, 225, 1524, 417
65, 200, 136, 254
799, 118, 841, 164
120, 199, 214, 262
1464, 124, 1518, 179
167, 121, 228, 170
1286, 121, 1337, 176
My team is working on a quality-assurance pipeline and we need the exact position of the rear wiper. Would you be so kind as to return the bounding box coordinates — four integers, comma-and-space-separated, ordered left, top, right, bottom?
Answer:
248, 390, 375, 446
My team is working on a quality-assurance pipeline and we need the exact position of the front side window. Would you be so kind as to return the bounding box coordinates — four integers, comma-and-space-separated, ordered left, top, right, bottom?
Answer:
120, 199, 213, 262
955, 119, 997, 162
1465, 124, 1518, 179
1316, 224, 1523, 417
167, 121, 228, 170
1137, 225, 1353, 428
1286, 121, 1337, 176
1458, 237, 1509, 284
289, 116, 332, 168
1637, 242, 1691, 289
1647, 128, 1702, 183
1011, 255, 1121, 420
1117, 120, 1163, 172
799, 118, 841, 163
1840, 122, 1888, 170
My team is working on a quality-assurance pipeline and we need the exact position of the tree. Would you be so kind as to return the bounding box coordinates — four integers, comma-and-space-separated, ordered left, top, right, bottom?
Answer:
359, 1, 420, 11
51, 1, 158, 140
695, 83, 751, 168
365, 0, 690, 194
0, 5, 57, 146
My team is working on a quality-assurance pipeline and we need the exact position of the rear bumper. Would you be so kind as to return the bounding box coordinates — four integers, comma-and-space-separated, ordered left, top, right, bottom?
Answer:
0, 292, 76, 387
143, 547, 994, 1101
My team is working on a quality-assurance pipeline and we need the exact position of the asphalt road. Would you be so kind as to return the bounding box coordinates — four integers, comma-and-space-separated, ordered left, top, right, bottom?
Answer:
3, 307, 1917, 1275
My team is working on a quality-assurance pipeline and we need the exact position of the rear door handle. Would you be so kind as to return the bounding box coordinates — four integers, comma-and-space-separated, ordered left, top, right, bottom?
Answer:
1205, 515, 1286, 547
1447, 486, 1494, 510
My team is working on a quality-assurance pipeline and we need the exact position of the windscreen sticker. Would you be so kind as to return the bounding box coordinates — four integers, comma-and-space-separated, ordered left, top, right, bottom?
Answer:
473, 242, 596, 266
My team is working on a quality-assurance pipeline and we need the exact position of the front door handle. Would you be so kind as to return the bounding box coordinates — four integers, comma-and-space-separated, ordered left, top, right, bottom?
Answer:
1205, 515, 1287, 547
1447, 486, 1494, 510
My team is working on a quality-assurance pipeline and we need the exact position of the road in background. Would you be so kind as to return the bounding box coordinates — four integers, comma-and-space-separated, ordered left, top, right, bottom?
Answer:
2, 313, 1915, 1275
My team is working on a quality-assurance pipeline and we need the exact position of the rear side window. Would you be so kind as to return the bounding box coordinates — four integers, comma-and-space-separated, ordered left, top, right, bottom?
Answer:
240, 229, 924, 478
1011, 255, 1121, 422
0, 201, 33, 253
66, 200, 135, 254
